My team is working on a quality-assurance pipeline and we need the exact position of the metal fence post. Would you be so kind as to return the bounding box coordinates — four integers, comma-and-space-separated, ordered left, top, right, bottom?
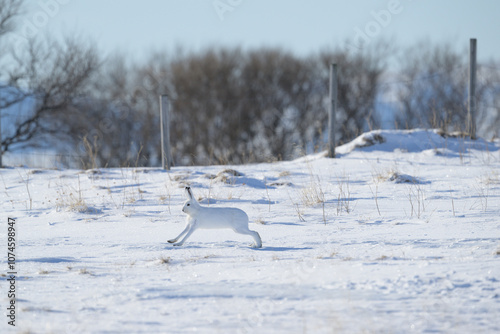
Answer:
328, 63, 337, 158
468, 38, 477, 139
160, 95, 173, 170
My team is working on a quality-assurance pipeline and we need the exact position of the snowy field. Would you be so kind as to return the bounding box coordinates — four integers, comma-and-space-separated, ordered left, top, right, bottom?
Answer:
1, 129, 500, 334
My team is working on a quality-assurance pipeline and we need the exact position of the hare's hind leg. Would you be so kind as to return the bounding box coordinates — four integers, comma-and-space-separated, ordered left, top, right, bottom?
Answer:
233, 226, 262, 248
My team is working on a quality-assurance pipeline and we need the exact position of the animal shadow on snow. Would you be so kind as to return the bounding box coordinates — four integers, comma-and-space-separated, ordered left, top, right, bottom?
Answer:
253, 246, 313, 252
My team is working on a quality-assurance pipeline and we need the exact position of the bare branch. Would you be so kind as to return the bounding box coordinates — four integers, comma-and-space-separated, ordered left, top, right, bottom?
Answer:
0, 0, 24, 37
1, 36, 100, 152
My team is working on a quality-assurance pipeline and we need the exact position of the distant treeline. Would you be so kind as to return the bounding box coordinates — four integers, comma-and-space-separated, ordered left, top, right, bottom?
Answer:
1, 1, 499, 167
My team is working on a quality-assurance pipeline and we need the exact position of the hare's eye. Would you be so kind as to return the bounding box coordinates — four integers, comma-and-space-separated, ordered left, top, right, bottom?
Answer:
187, 204, 190, 206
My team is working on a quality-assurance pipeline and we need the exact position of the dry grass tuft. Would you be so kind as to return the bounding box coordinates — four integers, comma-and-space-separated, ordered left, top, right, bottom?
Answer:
158, 256, 171, 265
79, 268, 93, 275
255, 218, 267, 225
278, 170, 291, 177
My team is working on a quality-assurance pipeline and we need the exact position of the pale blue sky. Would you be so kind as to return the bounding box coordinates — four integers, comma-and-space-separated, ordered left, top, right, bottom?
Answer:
16, 0, 500, 62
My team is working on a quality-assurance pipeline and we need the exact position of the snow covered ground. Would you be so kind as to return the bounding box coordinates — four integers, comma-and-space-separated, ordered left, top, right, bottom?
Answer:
1, 129, 500, 333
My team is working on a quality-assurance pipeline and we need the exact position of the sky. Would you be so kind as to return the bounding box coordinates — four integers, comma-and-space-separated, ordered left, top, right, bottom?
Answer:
11, 0, 500, 63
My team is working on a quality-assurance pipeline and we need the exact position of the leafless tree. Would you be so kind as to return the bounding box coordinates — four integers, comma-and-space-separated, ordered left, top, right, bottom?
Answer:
0, 0, 23, 37
394, 42, 469, 131
476, 61, 500, 139
1, 36, 99, 153
169, 47, 246, 164
66, 50, 176, 168
167, 47, 321, 165
394, 41, 500, 138
0, 0, 100, 160
316, 42, 388, 144
240, 48, 319, 161
0, 0, 25, 110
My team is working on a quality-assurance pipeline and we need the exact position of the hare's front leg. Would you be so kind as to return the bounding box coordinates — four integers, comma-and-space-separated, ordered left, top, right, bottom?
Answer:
168, 224, 190, 244
169, 218, 197, 246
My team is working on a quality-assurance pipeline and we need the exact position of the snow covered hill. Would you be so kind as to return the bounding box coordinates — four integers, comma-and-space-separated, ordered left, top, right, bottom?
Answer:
1, 129, 499, 333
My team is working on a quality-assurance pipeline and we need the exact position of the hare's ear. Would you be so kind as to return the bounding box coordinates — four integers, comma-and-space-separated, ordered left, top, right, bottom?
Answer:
185, 187, 194, 200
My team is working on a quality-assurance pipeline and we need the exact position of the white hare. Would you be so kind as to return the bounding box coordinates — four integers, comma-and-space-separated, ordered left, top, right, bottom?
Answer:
168, 187, 262, 248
